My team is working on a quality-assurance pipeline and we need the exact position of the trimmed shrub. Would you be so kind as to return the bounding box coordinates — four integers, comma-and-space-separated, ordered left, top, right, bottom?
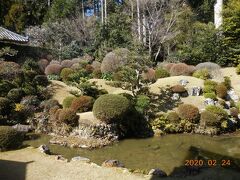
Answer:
45, 64, 62, 75
50, 60, 60, 64
92, 69, 102, 79
205, 105, 228, 120
0, 80, 16, 97
85, 64, 94, 74
203, 85, 216, 93
223, 76, 231, 90
70, 96, 94, 113
61, 60, 74, 68
170, 63, 193, 76
204, 93, 217, 100
163, 63, 175, 72
22, 59, 42, 74
216, 83, 227, 99
155, 68, 170, 79
0, 126, 24, 151
166, 111, 180, 123
230, 107, 239, 118
58, 108, 79, 127
204, 80, 218, 87
171, 85, 187, 93
200, 111, 219, 126
22, 84, 37, 95
62, 96, 75, 108
60, 68, 74, 82
192, 68, 210, 80
71, 63, 80, 70
142, 68, 156, 81
91, 61, 101, 71
33, 75, 49, 86
93, 94, 131, 123
0, 97, 12, 116
38, 59, 49, 72
177, 104, 200, 123
23, 70, 38, 83
7, 88, 24, 102
236, 64, 240, 74
135, 95, 150, 114
0, 61, 22, 80
196, 62, 221, 71
101, 48, 130, 73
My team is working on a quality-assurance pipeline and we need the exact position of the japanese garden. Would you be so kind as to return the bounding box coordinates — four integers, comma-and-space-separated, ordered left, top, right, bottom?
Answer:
0, 0, 240, 179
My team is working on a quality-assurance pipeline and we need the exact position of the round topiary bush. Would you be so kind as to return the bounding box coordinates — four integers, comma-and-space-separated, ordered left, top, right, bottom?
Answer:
91, 61, 101, 71
7, 88, 24, 102
204, 92, 217, 100
169, 63, 193, 76
101, 48, 130, 73
58, 108, 79, 127
166, 111, 180, 123
200, 111, 219, 127
45, 64, 63, 75
62, 96, 75, 108
33, 75, 49, 87
230, 107, 239, 118
203, 85, 216, 93
93, 94, 131, 123
0, 97, 12, 116
204, 80, 218, 87
142, 68, 156, 81
163, 63, 175, 72
38, 59, 49, 72
60, 68, 74, 82
205, 105, 228, 120
216, 83, 228, 99
171, 85, 187, 93
85, 64, 94, 74
70, 96, 94, 113
155, 68, 170, 79
61, 60, 74, 68
177, 104, 200, 123
0, 126, 24, 151
192, 68, 210, 80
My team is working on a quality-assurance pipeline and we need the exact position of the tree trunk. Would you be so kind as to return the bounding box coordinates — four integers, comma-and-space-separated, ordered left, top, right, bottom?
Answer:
48, 0, 51, 7
101, 0, 104, 24
82, 0, 85, 19
104, 0, 107, 23
137, 0, 141, 41
143, 13, 146, 45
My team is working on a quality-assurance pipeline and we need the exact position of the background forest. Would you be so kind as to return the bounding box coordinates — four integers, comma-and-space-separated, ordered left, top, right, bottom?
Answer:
0, 0, 240, 66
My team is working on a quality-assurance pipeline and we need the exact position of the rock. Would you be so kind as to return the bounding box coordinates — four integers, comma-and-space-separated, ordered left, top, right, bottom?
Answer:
179, 79, 189, 86
12, 124, 32, 133
102, 160, 124, 168
204, 98, 215, 106
224, 101, 231, 109
148, 168, 167, 177
71, 156, 90, 163
55, 155, 67, 162
189, 86, 202, 96
38, 144, 50, 154
227, 89, 239, 102
172, 93, 180, 100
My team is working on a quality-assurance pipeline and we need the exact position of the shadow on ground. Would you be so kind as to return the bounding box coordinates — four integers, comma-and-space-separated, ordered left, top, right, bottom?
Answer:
0, 160, 33, 180
150, 146, 240, 180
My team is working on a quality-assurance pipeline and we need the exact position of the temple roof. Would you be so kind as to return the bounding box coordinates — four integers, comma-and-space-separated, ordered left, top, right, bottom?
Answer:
0, 27, 29, 43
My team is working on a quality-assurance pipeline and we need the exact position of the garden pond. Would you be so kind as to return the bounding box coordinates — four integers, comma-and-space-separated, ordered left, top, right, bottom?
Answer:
24, 133, 240, 177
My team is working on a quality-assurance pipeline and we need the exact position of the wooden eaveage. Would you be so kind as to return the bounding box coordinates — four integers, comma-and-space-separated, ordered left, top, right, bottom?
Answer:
0, 27, 29, 44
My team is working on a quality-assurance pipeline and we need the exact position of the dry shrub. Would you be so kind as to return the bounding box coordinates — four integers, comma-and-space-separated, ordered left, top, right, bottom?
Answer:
101, 48, 130, 73
45, 64, 63, 75
177, 104, 200, 123
61, 60, 74, 68
71, 63, 80, 70
72, 58, 82, 64
49, 60, 60, 65
164, 63, 176, 72
58, 108, 79, 127
0, 61, 22, 80
216, 83, 227, 99
93, 69, 102, 78
171, 85, 187, 93
38, 59, 49, 72
196, 62, 221, 71
70, 96, 94, 113
230, 107, 239, 118
85, 64, 94, 73
142, 68, 156, 81
170, 63, 193, 76
166, 111, 180, 123
91, 61, 101, 71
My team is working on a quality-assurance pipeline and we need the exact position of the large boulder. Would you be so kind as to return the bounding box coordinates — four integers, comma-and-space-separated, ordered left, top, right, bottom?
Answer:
102, 160, 124, 168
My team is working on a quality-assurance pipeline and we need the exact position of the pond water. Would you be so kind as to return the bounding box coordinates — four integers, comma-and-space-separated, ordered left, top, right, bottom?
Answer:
24, 133, 240, 176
